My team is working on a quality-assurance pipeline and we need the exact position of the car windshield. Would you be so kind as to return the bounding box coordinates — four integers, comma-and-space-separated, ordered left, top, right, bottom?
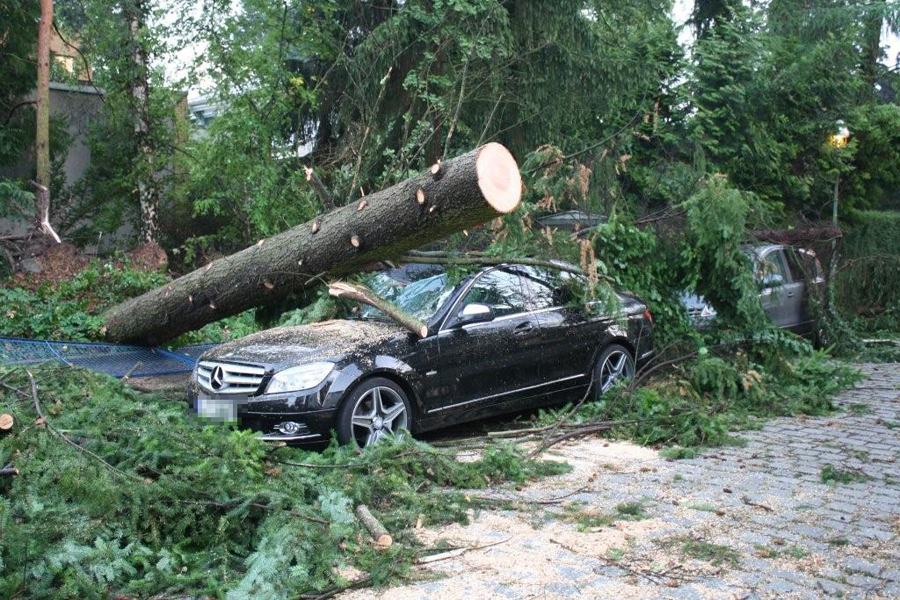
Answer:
357, 272, 457, 322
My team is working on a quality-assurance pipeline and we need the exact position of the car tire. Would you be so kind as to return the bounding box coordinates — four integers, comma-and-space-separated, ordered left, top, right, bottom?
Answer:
336, 377, 412, 448
592, 343, 635, 400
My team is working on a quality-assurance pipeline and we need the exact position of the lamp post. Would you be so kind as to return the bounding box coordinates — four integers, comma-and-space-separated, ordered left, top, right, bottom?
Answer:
826, 120, 850, 299
828, 120, 850, 230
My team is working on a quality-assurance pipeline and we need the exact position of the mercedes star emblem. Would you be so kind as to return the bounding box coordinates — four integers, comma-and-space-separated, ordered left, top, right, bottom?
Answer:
210, 366, 225, 391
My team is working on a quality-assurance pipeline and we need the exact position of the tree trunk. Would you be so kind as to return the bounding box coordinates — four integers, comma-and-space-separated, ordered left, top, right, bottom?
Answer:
126, 0, 160, 245
36, 0, 52, 200
102, 143, 522, 344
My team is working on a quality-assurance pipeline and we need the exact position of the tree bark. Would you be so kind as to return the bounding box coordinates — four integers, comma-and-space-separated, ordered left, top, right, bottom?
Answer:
126, 0, 160, 245
101, 143, 522, 344
36, 0, 52, 203
355, 504, 392, 548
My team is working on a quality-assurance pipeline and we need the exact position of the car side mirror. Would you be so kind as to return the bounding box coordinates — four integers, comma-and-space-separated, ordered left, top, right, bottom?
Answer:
453, 303, 495, 328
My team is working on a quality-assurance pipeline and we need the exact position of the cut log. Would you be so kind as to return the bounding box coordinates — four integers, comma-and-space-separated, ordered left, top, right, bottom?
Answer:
101, 143, 522, 344
329, 281, 428, 337
0, 467, 18, 477
355, 504, 392, 549
0, 413, 13, 432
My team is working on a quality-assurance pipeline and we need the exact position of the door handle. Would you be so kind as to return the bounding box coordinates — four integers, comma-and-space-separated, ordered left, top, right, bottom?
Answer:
514, 322, 536, 336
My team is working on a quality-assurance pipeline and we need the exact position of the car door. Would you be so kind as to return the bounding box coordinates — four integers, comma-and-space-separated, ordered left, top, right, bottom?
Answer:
433, 268, 547, 415
785, 248, 825, 333
515, 266, 593, 396
757, 248, 803, 330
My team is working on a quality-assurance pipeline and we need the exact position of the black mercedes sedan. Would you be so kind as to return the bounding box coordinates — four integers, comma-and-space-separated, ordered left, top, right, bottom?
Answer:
187, 263, 654, 447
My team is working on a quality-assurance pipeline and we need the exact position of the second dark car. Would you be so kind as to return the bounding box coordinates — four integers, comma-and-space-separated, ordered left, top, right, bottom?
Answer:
188, 263, 654, 447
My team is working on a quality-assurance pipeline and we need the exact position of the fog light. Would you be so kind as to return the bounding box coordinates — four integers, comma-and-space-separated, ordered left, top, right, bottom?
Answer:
275, 421, 302, 435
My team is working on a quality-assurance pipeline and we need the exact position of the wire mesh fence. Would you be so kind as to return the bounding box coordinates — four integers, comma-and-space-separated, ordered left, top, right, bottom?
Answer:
0, 337, 218, 378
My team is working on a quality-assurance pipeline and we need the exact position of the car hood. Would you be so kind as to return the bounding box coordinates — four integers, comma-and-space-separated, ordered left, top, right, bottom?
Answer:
201, 319, 406, 369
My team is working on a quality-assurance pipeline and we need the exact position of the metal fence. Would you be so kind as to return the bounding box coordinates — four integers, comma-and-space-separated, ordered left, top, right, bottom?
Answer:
0, 337, 218, 378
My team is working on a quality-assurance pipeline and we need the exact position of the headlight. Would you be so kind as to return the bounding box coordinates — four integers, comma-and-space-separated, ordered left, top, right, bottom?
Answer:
265, 362, 334, 395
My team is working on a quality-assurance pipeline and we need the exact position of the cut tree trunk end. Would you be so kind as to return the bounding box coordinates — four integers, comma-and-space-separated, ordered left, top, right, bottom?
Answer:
0, 413, 13, 432
328, 281, 428, 338
101, 143, 522, 345
355, 504, 392, 549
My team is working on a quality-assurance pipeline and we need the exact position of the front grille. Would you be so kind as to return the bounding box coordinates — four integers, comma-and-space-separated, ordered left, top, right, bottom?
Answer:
197, 361, 266, 395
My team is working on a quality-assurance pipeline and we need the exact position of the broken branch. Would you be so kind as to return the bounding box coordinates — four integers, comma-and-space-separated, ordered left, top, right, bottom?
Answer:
30, 180, 61, 243
355, 504, 392, 548
329, 281, 428, 338
304, 166, 335, 211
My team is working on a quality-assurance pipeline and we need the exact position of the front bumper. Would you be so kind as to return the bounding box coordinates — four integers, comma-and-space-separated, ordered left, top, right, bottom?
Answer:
186, 379, 337, 444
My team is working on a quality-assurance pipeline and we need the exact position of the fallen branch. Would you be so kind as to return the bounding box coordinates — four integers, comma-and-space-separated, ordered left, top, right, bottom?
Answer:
329, 281, 428, 338
397, 254, 597, 279
355, 504, 392, 548
122, 361, 142, 380
0, 467, 18, 477
415, 536, 511, 564
300, 576, 373, 600
27, 370, 145, 483
304, 166, 335, 211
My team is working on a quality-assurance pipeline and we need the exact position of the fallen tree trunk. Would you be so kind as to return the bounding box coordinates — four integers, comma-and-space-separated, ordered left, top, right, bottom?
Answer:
102, 143, 522, 344
750, 226, 842, 245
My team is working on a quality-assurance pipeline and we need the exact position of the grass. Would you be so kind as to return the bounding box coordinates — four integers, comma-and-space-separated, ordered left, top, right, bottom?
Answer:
660, 446, 700, 460
847, 403, 872, 415
827, 537, 851, 547
658, 535, 740, 567
755, 544, 809, 560
686, 502, 719, 513
606, 547, 626, 561
561, 501, 648, 531
821, 464, 871, 485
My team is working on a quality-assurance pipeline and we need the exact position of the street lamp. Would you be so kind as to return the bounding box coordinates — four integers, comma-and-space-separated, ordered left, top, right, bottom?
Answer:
828, 120, 850, 150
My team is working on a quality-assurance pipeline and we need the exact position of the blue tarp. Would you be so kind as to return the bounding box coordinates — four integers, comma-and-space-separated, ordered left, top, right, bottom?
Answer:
0, 337, 218, 378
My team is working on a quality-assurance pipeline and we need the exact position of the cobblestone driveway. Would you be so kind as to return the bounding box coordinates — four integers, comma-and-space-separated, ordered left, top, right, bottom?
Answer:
344, 363, 900, 599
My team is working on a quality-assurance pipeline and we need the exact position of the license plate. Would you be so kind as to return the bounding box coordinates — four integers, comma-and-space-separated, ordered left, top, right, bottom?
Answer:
195, 396, 240, 423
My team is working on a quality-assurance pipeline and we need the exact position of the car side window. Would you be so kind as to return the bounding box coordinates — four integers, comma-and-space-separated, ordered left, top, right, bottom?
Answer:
459, 269, 528, 318
788, 248, 824, 282
756, 250, 791, 285
514, 266, 572, 310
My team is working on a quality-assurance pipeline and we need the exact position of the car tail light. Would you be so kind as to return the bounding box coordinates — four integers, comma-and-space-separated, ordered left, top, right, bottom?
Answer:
644, 308, 653, 324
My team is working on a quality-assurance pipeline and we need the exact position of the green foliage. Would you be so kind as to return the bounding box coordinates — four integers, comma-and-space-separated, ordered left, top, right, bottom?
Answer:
681, 177, 768, 327
0, 365, 565, 598
0, 261, 168, 340
836, 210, 900, 334
538, 342, 858, 450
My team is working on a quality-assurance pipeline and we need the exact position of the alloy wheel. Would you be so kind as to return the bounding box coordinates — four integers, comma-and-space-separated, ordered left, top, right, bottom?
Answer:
599, 350, 635, 394
349, 385, 408, 447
